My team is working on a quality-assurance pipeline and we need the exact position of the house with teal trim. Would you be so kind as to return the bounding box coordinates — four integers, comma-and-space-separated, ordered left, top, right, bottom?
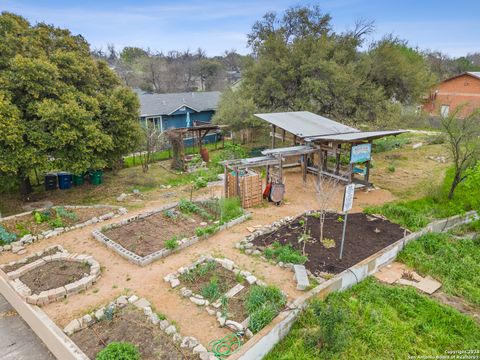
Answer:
136, 90, 221, 145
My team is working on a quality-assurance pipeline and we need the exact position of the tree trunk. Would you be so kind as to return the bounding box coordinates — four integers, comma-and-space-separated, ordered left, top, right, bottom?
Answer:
448, 173, 461, 199
18, 171, 32, 200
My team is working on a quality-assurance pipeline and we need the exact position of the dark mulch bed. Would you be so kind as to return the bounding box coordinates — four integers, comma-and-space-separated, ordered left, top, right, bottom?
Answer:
20, 260, 90, 294
2, 247, 61, 273
71, 305, 199, 360
253, 212, 407, 275
103, 211, 207, 257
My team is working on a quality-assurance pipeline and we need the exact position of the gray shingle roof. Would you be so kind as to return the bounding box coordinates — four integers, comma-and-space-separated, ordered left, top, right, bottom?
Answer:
136, 90, 221, 117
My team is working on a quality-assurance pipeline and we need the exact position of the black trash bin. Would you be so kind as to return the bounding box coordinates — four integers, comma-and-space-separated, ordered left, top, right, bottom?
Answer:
45, 173, 58, 191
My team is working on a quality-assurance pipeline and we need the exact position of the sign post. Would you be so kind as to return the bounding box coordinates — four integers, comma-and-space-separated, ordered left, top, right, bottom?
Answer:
340, 183, 355, 260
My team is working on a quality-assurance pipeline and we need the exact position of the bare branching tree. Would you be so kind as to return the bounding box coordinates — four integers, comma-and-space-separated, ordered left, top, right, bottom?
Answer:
314, 175, 340, 242
139, 122, 162, 173
441, 106, 480, 198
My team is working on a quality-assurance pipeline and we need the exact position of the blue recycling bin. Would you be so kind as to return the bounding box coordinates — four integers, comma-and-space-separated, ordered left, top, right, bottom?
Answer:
57, 172, 73, 190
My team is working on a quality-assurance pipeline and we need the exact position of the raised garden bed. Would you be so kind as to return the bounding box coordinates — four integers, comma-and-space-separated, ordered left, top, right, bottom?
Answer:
0, 244, 64, 273
0, 205, 127, 253
164, 256, 287, 336
238, 211, 407, 278
66, 294, 211, 360
93, 199, 250, 266
5, 251, 100, 306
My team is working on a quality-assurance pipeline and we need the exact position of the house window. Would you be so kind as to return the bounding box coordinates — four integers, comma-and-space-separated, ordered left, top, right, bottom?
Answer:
440, 105, 449, 117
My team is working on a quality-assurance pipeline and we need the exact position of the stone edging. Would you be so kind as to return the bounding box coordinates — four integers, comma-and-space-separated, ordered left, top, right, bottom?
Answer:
230, 211, 478, 360
6, 252, 101, 306
0, 205, 128, 254
0, 244, 65, 272
64, 294, 216, 360
92, 201, 251, 266
164, 255, 278, 338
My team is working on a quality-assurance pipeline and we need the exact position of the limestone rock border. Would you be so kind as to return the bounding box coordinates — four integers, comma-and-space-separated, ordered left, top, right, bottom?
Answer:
164, 255, 284, 337
92, 201, 251, 266
64, 294, 216, 360
0, 244, 65, 272
0, 205, 127, 253
6, 252, 101, 306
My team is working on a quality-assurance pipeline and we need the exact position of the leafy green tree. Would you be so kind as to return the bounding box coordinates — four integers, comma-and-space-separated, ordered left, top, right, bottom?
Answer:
367, 36, 436, 104
0, 12, 141, 197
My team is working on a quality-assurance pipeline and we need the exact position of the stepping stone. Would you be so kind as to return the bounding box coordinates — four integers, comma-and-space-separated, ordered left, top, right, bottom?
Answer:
293, 264, 310, 291
224, 284, 244, 298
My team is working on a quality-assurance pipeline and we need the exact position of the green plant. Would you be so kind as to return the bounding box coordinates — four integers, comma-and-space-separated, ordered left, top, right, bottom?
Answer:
104, 305, 115, 321
96, 342, 140, 360
220, 295, 229, 317
33, 210, 49, 224
194, 176, 208, 189
387, 163, 396, 172
15, 224, 30, 237
320, 237, 336, 249
178, 199, 212, 220
201, 276, 222, 302
56, 206, 78, 221
195, 225, 218, 237
264, 242, 307, 264
246, 285, 286, 333
219, 197, 243, 223
48, 215, 64, 228
165, 237, 179, 250
0, 225, 16, 245
336, 216, 344, 223
180, 261, 217, 283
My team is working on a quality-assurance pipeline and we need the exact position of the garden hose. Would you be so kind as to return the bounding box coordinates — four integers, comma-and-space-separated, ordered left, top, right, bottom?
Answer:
208, 333, 243, 358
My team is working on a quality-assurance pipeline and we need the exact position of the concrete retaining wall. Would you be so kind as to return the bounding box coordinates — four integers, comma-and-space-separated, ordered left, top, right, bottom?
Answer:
0, 271, 89, 360
232, 210, 478, 360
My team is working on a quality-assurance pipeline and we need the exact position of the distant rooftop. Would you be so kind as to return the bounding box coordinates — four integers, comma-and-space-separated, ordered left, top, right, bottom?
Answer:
467, 71, 480, 79
135, 90, 221, 117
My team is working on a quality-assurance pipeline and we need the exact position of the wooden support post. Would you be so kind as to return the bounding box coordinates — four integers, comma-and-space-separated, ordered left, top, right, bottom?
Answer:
323, 150, 328, 172
271, 125, 276, 149
302, 154, 307, 185
293, 135, 297, 146
224, 165, 228, 198
282, 129, 286, 143
235, 166, 241, 204
318, 148, 323, 178
335, 144, 341, 175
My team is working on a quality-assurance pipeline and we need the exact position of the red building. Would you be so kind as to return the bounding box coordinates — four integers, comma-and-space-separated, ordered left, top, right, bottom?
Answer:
423, 72, 480, 117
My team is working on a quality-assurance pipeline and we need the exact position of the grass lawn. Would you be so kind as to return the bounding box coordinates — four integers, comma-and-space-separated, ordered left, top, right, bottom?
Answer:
365, 166, 480, 231
265, 278, 480, 360
398, 231, 480, 307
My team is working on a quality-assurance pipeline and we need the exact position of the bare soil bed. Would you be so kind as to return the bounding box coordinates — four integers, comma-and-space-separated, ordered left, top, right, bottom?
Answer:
1, 207, 112, 237
2, 247, 60, 273
253, 212, 406, 275
102, 201, 221, 257
20, 260, 90, 294
71, 305, 199, 360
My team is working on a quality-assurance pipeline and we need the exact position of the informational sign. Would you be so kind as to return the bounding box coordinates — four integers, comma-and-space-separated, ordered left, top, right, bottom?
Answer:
350, 143, 372, 164
342, 183, 355, 213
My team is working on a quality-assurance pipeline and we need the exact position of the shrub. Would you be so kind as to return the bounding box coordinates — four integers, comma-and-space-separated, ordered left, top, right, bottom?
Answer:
165, 237, 179, 250
96, 342, 140, 360
195, 225, 217, 237
264, 242, 307, 264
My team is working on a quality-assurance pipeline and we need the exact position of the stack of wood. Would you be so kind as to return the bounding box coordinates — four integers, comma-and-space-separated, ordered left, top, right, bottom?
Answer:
226, 169, 262, 208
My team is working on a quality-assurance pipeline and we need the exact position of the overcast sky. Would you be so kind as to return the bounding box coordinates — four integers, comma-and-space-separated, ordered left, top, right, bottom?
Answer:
2, 0, 479, 57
